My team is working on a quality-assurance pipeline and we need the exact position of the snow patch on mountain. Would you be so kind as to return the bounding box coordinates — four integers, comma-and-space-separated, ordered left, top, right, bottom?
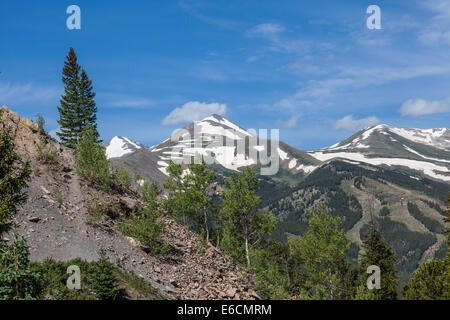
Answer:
307, 151, 450, 181
105, 136, 142, 159
403, 145, 450, 164
389, 127, 449, 150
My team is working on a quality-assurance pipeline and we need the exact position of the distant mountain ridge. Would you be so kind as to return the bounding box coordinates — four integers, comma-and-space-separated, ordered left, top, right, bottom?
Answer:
106, 117, 450, 183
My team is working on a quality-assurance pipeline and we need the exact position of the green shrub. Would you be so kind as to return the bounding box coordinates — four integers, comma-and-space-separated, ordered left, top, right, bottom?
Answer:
31, 257, 96, 300
35, 113, 45, 132
88, 249, 119, 300
86, 198, 107, 224
113, 166, 132, 190
54, 191, 63, 206
118, 207, 168, 255
76, 125, 110, 190
0, 233, 42, 300
35, 138, 59, 166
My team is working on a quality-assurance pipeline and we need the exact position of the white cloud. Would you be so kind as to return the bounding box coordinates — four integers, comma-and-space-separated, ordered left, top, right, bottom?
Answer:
399, 98, 450, 117
333, 115, 380, 131
274, 64, 450, 112
419, 0, 450, 45
246, 23, 309, 54
0, 82, 60, 106
247, 23, 285, 38
276, 114, 301, 128
162, 101, 228, 125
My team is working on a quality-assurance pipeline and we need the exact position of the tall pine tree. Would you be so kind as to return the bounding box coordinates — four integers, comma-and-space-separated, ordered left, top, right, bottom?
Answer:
57, 47, 100, 148
79, 69, 100, 142
354, 225, 398, 300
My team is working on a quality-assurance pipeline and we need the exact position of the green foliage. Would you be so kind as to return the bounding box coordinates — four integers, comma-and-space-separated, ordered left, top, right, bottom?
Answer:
31, 256, 163, 300
76, 125, 110, 190
31, 257, 96, 300
0, 119, 31, 231
86, 198, 106, 224
118, 179, 168, 254
220, 167, 276, 267
183, 159, 217, 242
288, 205, 352, 300
57, 47, 100, 148
163, 160, 186, 223
54, 191, 63, 206
407, 201, 442, 233
35, 113, 45, 132
117, 207, 168, 254
421, 199, 444, 215
0, 233, 42, 300
403, 255, 450, 300
379, 206, 390, 217
250, 241, 291, 299
115, 266, 166, 300
113, 165, 132, 190
360, 217, 437, 274
140, 179, 160, 210
356, 226, 398, 300
35, 138, 59, 166
88, 249, 119, 300
326, 188, 363, 231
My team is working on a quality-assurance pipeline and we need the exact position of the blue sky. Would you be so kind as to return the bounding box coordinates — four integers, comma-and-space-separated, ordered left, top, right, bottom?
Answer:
1, 0, 449, 149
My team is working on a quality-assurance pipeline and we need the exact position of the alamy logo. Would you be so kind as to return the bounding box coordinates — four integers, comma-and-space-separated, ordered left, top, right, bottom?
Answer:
366, 5, 382, 30
66, 5, 81, 30
66, 265, 81, 290
366, 265, 381, 290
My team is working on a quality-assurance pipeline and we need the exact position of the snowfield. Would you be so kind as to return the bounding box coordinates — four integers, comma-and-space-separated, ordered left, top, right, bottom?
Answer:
307, 151, 450, 181
106, 136, 142, 159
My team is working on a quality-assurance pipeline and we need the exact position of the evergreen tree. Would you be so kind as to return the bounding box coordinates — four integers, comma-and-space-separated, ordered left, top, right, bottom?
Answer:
0, 110, 31, 232
355, 225, 398, 300
79, 69, 100, 142
89, 249, 119, 300
57, 47, 81, 148
403, 255, 449, 300
289, 205, 351, 300
0, 233, 42, 300
220, 167, 276, 267
57, 47, 100, 148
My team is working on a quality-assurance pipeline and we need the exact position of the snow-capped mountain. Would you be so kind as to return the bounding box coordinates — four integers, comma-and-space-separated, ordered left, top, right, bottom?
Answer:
105, 136, 144, 159
106, 118, 450, 183
148, 114, 319, 178
307, 124, 450, 181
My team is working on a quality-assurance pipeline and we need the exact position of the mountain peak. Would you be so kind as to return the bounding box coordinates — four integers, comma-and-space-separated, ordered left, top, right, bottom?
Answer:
105, 136, 143, 159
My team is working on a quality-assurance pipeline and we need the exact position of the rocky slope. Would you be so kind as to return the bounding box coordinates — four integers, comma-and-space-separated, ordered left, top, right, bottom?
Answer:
1, 106, 256, 300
